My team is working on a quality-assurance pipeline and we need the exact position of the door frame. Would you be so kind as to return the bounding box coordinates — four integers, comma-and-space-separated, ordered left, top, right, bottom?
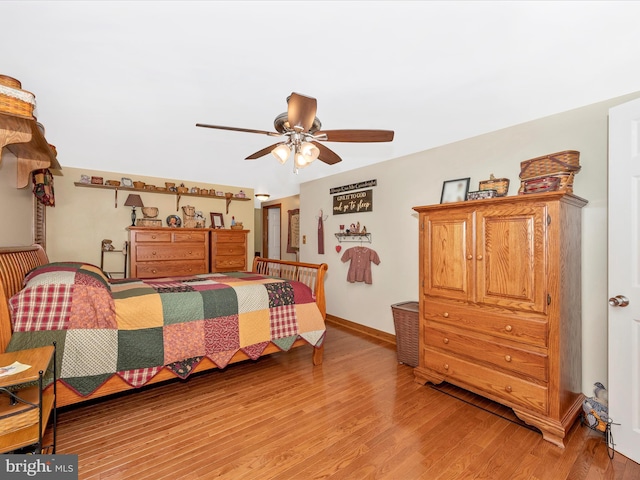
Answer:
262, 203, 282, 259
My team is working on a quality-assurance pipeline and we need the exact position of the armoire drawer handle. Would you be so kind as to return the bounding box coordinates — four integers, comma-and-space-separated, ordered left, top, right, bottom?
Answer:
443, 338, 449, 344
505, 385, 513, 393
505, 325, 513, 332
443, 364, 449, 370
443, 312, 449, 318
504, 355, 512, 362
467, 254, 473, 260
477, 255, 483, 260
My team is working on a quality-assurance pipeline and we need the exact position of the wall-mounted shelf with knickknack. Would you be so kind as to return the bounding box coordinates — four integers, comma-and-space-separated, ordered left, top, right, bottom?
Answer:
0, 113, 62, 188
335, 233, 372, 243
73, 182, 251, 214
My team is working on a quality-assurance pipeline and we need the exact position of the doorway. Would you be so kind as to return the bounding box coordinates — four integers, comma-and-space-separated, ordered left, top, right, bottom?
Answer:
262, 204, 281, 259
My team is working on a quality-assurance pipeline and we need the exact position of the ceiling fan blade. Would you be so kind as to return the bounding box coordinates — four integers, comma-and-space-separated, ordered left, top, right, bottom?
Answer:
196, 123, 281, 137
287, 93, 317, 132
245, 142, 284, 160
312, 141, 342, 165
314, 129, 394, 143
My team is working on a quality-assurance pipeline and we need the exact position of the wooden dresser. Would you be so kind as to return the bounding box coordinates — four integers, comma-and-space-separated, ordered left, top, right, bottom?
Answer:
210, 229, 249, 272
413, 191, 587, 447
128, 227, 210, 278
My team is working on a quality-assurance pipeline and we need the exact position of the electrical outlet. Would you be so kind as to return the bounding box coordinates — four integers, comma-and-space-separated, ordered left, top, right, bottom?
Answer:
302, 235, 307, 244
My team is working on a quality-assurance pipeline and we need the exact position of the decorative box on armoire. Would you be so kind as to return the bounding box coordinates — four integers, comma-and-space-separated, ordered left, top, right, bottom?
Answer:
210, 229, 249, 272
413, 191, 587, 447
128, 227, 210, 278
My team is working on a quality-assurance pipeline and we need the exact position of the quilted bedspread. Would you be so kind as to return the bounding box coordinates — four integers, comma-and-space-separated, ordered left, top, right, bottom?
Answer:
6, 262, 325, 396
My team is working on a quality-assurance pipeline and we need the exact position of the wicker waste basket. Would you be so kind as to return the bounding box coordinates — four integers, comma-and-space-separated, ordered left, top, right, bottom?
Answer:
391, 301, 419, 367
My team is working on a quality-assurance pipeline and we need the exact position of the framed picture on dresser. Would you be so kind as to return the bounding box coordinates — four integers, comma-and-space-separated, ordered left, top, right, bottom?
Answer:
210, 212, 224, 229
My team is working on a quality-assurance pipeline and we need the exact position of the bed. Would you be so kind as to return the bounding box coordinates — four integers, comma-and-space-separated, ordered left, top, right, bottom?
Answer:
0, 245, 327, 407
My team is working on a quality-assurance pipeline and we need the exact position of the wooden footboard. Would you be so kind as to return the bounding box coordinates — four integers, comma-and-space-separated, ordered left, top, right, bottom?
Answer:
0, 246, 328, 407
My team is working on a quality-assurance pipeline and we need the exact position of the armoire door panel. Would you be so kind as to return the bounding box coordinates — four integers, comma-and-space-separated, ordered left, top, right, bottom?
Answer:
424, 211, 474, 302
476, 206, 548, 313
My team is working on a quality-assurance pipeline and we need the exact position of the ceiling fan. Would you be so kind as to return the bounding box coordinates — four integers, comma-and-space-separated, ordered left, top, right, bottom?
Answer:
196, 92, 394, 172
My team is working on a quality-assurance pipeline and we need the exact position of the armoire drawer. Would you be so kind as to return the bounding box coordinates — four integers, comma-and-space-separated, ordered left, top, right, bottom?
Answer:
135, 245, 206, 262
424, 322, 548, 381
135, 260, 207, 278
423, 300, 548, 348
423, 349, 548, 414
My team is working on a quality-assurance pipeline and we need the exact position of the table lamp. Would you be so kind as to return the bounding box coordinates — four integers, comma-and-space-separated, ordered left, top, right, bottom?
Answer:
124, 194, 144, 226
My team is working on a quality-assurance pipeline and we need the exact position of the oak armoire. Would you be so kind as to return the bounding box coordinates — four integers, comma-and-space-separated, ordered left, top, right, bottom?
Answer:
413, 191, 587, 447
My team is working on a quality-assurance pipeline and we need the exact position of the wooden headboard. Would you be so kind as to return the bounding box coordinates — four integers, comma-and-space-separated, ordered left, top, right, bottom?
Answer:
0, 245, 49, 351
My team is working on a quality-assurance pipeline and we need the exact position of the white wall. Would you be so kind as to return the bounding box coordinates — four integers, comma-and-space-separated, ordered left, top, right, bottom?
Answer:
299, 91, 640, 394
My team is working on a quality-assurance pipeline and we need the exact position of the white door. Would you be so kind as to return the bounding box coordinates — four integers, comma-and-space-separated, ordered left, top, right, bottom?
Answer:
608, 97, 640, 463
268, 207, 281, 260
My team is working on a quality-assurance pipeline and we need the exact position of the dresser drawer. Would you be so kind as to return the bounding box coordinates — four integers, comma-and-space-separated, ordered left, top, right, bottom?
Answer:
212, 256, 246, 271
135, 245, 206, 262
213, 231, 246, 243
173, 231, 207, 243
135, 260, 207, 278
423, 299, 548, 348
423, 349, 548, 414
424, 322, 548, 381
132, 231, 172, 243
215, 243, 246, 256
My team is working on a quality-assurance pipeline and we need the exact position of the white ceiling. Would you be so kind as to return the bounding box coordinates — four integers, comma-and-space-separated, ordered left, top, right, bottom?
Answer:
3, 1, 640, 202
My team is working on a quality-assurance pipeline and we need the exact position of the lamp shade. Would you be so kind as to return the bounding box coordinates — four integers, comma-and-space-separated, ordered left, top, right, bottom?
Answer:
124, 194, 144, 208
300, 142, 320, 162
271, 144, 291, 164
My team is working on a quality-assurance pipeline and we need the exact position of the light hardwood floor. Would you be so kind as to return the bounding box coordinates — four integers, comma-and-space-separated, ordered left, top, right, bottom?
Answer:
51, 323, 640, 479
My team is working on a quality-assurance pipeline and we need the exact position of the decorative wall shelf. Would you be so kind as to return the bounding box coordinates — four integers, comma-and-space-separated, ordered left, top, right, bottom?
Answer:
73, 182, 251, 213
0, 113, 61, 188
335, 233, 372, 243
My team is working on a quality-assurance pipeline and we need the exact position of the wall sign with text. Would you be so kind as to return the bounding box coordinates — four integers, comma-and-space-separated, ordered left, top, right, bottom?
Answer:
333, 189, 373, 215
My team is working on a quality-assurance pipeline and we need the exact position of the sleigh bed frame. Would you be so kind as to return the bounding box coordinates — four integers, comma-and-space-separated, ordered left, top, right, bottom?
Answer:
0, 245, 327, 407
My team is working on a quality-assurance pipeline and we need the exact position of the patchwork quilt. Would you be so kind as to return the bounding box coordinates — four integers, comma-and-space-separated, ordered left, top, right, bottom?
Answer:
7, 262, 326, 396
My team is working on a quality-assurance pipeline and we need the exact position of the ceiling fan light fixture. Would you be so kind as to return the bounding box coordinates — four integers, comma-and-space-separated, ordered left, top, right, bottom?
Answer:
300, 141, 320, 163
271, 143, 291, 164
294, 151, 310, 169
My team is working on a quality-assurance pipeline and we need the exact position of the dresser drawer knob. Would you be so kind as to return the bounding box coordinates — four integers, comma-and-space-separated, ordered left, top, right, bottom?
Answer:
477, 255, 483, 260
443, 364, 449, 370
467, 254, 473, 260
443, 312, 449, 318
505, 385, 513, 393
505, 325, 513, 332
443, 338, 449, 344
152, 269, 157, 274
152, 235, 156, 239
504, 355, 512, 362
152, 251, 157, 255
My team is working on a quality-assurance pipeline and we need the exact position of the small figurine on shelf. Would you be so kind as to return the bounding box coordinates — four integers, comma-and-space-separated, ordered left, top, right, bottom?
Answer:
231, 216, 236, 226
